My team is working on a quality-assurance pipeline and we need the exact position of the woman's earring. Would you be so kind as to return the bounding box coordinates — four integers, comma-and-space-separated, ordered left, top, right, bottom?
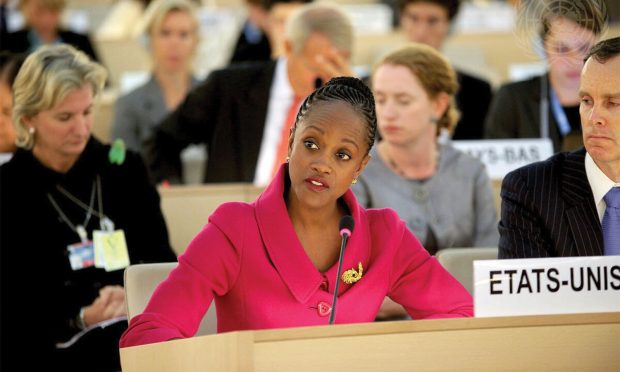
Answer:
430, 116, 439, 124
28, 127, 35, 134
351, 178, 358, 185
285, 156, 290, 163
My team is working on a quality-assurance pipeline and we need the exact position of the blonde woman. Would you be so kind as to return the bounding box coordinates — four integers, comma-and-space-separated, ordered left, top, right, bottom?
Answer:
112, 0, 200, 155
353, 44, 498, 319
0, 44, 175, 371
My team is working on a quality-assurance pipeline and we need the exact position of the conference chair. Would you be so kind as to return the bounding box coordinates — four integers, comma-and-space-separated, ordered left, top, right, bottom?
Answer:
435, 247, 499, 295
124, 262, 217, 336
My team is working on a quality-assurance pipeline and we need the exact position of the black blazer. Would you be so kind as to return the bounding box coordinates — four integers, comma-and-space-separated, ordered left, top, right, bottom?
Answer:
3, 28, 100, 63
146, 60, 276, 183
484, 74, 580, 153
498, 148, 603, 258
229, 20, 271, 64
0, 138, 176, 370
451, 70, 493, 140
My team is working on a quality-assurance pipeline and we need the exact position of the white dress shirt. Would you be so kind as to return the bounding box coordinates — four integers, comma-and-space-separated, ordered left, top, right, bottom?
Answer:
253, 58, 295, 187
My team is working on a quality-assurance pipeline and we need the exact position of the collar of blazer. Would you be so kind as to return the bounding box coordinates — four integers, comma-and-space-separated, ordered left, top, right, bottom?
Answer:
560, 147, 604, 255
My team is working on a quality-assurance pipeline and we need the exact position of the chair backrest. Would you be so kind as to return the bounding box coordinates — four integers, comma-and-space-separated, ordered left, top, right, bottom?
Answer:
124, 263, 217, 336
158, 184, 264, 255
435, 247, 499, 295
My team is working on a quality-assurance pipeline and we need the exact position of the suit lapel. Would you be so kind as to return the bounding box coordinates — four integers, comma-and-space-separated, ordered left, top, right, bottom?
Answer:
237, 61, 276, 180
561, 149, 604, 256
255, 166, 323, 303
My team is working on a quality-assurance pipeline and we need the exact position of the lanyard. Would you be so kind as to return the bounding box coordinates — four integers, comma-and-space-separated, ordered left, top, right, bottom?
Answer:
540, 75, 573, 138
47, 175, 112, 242
549, 87, 572, 136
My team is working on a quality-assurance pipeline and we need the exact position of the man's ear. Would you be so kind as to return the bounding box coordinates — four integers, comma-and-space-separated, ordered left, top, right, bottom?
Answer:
284, 39, 294, 57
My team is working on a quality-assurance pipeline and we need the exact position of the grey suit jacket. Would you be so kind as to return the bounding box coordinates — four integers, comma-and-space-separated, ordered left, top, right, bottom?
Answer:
498, 148, 603, 258
111, 75, 200, 156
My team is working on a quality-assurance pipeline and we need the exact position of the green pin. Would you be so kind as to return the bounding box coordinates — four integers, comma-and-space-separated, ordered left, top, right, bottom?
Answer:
109, 139, 126, 165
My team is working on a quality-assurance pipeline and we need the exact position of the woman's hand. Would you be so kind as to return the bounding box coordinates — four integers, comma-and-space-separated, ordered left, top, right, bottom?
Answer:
82, 285, 127, 326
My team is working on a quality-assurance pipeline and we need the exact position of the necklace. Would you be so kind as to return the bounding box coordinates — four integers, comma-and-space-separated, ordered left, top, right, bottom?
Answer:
381, 144, 440, 180
386, 155, 407, 178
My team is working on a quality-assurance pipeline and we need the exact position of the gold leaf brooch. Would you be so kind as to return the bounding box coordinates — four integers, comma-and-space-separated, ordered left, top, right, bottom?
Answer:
341, 262, 363, 284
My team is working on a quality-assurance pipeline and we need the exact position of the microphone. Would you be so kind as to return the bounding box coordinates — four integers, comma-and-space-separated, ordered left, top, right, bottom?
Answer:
329, 215, 355, 324
314, 77, 323, 89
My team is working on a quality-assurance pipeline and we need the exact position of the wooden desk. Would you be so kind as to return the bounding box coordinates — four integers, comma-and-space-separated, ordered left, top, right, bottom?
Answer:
121, 312, 620, 371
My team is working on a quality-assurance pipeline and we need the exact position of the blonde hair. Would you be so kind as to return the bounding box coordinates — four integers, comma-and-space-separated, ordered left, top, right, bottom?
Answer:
374, 43, 460, 135
285, 3, 353, 56
12, 44, 107, 150
142, 0, 199, 38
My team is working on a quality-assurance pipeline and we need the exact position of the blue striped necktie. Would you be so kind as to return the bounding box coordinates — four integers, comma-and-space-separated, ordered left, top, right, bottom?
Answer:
602, 187, 620, 255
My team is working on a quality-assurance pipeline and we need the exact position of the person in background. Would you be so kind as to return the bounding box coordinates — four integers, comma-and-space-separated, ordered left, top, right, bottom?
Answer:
267, 0, 314, 59
354, 43, 497, 320
229, 0, 273, 63
0, 44, 176, 371
120, 76, 473, 348
231, 0, 312, 64
3, 0, 101, 63
485, 0, 607, 152
146, 3, 355, 185
398, 0, 493, 140
111, 0, 200, 157
0, 52, 25, 159
498, 36, 620, 258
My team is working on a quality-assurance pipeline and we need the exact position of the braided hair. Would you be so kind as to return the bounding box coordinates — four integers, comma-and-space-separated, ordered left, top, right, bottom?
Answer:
293, 76, 377, 153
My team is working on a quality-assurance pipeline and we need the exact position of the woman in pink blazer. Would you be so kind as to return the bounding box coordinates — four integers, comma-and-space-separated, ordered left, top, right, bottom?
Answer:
120, 77, 473, 347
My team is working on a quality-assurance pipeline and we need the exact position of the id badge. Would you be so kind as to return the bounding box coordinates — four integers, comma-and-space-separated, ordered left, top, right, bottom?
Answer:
67, 241, 95, 271
93, 229, 130, 272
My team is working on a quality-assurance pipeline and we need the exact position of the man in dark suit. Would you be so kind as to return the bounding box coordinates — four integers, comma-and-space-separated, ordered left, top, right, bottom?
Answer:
398, 0, 493, 139
498, 37, 620, 258
147, 3, 354, 184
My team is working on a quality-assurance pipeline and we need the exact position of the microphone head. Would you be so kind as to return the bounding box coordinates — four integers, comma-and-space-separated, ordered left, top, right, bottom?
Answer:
339, 215, 354, 237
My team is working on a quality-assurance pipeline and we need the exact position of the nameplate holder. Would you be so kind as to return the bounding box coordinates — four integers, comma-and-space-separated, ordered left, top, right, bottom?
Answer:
474, 256, 620, 317
451, 139, 553, 179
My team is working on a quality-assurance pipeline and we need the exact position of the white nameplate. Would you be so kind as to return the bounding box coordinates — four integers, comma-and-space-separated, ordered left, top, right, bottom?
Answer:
474, 256, 620, 317
451, 139, 553, 179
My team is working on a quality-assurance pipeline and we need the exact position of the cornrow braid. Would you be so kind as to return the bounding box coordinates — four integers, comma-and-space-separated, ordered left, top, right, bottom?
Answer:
293, 76, 377, 153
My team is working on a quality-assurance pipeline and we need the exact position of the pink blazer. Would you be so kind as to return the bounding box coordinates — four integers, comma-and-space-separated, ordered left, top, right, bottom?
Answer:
120, 166, 473, 347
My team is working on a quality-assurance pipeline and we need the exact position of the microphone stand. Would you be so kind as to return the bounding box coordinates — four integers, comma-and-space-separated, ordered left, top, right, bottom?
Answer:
329, 232, 349, 325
